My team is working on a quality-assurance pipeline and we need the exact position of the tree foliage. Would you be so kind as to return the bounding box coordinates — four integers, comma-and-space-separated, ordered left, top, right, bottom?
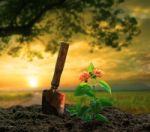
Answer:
0, 0, 140, 57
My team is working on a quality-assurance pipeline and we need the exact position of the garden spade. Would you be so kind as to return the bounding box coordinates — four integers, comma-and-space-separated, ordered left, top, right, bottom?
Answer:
42, 42, 69, 115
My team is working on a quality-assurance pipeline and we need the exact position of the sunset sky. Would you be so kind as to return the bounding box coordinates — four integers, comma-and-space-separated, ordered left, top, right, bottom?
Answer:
0, 0, 150, 91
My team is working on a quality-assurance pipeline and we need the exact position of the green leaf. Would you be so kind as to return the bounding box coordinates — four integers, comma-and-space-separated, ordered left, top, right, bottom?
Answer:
78, 106, 89, 116
95, 114, 109, 123
76, 103, 81, 111
99, 80, 112, 94
75, 83, 95, 97
67, 106, 77, 116
90, 100, 102, 113
82, 114, 92, 122
98, 98, 112, 106
88, 63, 94, 73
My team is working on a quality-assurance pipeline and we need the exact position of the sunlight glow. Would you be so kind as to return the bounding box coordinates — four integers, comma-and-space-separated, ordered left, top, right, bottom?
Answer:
28, 77, 38, 88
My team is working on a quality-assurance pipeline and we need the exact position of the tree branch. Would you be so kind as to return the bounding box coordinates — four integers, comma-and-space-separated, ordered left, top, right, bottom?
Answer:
0, 26, 31, 37
0, 0, 66, 37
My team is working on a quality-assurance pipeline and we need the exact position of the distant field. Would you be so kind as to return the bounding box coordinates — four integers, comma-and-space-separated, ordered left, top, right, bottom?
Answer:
65, 91, 150, 114
0, 92, 33, 100
0, 92, 33, 108
0, 91, 149, 114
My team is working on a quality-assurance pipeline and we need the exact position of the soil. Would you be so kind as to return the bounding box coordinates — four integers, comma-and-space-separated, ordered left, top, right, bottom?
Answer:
0, 105, 149, 132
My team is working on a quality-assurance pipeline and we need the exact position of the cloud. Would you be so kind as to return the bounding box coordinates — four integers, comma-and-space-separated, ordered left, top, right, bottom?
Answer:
124, 0, 150, 8
123, 0, 150, 21
131, 8, 150, 20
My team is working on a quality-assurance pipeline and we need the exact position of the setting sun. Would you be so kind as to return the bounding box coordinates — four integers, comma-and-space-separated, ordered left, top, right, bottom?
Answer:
28, 77, 38, 88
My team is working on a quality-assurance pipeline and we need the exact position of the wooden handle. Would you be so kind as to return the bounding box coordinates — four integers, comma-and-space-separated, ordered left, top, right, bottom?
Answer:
51, 42, 69, 89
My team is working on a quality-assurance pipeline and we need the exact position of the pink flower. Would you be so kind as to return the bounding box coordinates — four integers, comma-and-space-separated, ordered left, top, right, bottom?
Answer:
94, 69, 104, 78
79, 71, 90, 82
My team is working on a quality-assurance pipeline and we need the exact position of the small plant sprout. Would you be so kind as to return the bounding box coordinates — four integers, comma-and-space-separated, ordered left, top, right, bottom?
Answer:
67, 63, 112, 123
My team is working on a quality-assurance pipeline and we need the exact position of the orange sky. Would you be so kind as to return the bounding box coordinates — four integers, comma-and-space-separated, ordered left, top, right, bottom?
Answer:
0, 40, 149, 91
0, 42, 110, 90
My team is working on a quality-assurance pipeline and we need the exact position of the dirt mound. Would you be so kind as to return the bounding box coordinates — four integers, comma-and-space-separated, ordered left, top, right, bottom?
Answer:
0, 105, 149, 132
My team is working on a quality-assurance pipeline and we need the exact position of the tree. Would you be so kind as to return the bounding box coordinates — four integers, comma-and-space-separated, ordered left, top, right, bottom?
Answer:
0, 0, 140, 58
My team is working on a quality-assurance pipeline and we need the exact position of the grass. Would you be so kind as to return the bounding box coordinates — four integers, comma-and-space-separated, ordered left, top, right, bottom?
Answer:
0, 91, 149, 114
0, 91, 33, 108
65, 91, 150, 114
0, 92, 33, 101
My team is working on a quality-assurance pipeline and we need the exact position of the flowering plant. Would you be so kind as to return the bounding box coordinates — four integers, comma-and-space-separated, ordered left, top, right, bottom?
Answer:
67, 63, 112, 123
